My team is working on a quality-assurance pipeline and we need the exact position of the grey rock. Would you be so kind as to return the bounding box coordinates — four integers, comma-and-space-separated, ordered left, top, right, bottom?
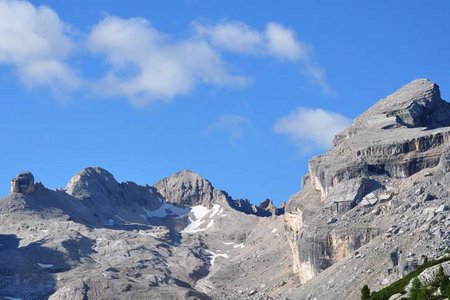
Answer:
285, 79, 450, 288
154, 169, 225, 208
327, 217, 338, 224
379, 193, 393, 202
0, 167, 291, 300
66, 167, 163, 225
436, 204, 450, 213
154, 170, 284, 217
11, 171, 35, 194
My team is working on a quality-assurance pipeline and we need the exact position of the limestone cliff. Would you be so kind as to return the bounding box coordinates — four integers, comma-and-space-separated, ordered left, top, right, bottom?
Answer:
285, 79, 450, 284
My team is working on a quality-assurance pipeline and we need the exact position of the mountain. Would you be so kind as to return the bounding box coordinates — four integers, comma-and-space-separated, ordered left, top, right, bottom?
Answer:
0, 168, 288, 300
284, 79, 450, 299
2, 78, 450, 300
155, 169, 285, 217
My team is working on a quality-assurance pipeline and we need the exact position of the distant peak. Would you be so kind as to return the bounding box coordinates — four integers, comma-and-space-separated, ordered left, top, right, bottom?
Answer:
154, 170, 223, 207
66, 167, 119, 195
77, 167, 115, 178
173, 169, 203, 178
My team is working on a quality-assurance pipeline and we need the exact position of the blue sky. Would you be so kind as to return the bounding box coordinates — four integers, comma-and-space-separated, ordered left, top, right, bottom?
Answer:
1, 0, 450, 205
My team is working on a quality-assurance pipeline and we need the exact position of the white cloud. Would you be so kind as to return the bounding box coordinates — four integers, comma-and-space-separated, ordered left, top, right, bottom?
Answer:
193, 21, 308, 61
0, 0, 79, 91
0, 0, 332, 102
194, 20, 330, 92
87, 16, 249, 105
193, 21, 263, 54
274, 107, 351, 151
205, 114, 252, 143
265, 22, 307, 61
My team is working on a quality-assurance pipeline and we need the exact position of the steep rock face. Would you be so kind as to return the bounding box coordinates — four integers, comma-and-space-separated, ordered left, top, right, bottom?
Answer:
66, 167, 162, 223
285, 79, 450, 283
154, 170, 230, 208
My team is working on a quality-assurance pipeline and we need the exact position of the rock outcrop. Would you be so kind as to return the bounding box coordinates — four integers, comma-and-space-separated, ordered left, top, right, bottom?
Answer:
11, 171, 35, 194
155, 170, 285, 217
229, 198, 285, 217
285, 79, 450, 284
66, 167, 162, 224
154, 170, 230, 208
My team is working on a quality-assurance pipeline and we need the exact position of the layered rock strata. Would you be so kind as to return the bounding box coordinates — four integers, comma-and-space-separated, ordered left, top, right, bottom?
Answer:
285, 79, 450, 283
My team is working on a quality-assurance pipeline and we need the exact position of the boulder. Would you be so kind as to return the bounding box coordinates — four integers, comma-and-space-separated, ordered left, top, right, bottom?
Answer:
435, 204, 450, 213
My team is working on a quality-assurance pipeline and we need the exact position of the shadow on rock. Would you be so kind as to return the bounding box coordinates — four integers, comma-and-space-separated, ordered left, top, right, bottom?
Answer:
0, 234, 69, 299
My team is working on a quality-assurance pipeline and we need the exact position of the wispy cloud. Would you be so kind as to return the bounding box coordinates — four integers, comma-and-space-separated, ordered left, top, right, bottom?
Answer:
274, 107, 351, 152
205, 114, 252, 144
193, 20, 263, 54
0, 0, 79, 93
194, 20, 331, 92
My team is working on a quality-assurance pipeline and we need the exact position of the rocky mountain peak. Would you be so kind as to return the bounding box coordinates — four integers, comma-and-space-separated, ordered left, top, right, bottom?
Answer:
65, 167, 161, 223
65, 167, 123, 204
154, 169, 227, 208
334, 79, 449, 146
285, 79, 450, 288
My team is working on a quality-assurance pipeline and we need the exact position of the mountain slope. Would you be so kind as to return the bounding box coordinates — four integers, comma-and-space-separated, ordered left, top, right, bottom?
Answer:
284, 78, 450, 299
0, 169, 288, 300
2, 78, 450, 300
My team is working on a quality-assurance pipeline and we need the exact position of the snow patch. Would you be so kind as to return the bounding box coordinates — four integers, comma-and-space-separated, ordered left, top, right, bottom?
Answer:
233, 243, 245, 249
222, 241, 234, 245
37, 263, 53, 269
272, 228, 278, 233
206, 220, 214, 229
205, 249, 228, 266
181, 204, 221, 233
4, 297, 22, 300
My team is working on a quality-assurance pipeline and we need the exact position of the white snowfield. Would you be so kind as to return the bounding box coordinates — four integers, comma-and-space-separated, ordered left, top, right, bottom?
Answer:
204, 249, 229, 266
181, 204, 222, 233
37, 263, 53, 269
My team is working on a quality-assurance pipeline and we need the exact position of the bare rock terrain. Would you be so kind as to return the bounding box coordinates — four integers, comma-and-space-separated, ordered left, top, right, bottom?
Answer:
284, 79, 450, 299
2, 78, 450, 299
0, 169, 289, 300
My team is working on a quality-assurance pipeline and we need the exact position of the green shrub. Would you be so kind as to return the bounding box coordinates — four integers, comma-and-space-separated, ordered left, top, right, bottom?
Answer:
437, 265, 449, 292
361, 284, 371, 300
409, 277, 422, 300
369, 256, 450, 300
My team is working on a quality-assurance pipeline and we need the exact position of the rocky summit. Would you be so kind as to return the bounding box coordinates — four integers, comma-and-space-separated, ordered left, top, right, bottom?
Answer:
2, 79, 450, 299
